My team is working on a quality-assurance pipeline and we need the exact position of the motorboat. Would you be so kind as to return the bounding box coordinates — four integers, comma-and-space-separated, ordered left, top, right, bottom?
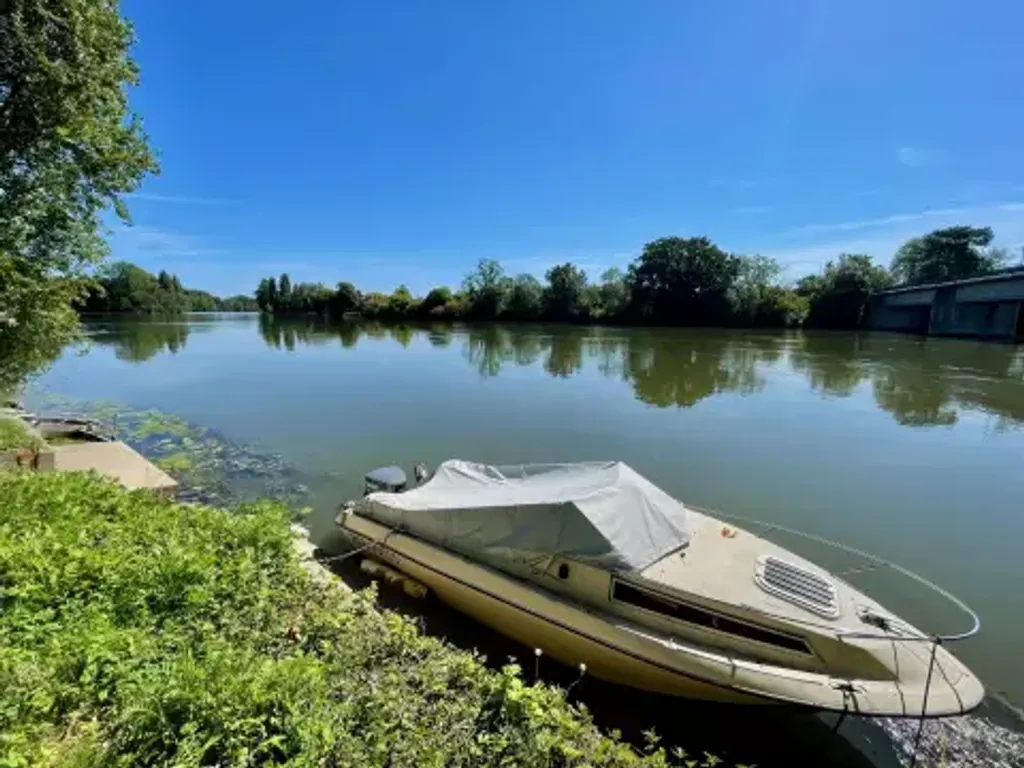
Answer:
335, 460, 983, 717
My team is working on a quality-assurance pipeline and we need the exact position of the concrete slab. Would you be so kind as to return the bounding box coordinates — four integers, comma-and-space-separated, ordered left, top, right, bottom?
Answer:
52, 441, 178, 496
290, 524, 353, 592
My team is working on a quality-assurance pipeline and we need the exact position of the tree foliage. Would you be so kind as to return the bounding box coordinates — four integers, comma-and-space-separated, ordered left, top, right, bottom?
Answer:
543, 262, 589, 321
506, 274, 543, 319
463, 259, 510, 319
800, 254, 893, 329
247, 223, 1018, 332
627, 237, 741, 325
593, 268, 629, 319
0, 0, 158, 390
332, 281, 361, 315
890, 226, 1002, 286
81, 262, 257, 313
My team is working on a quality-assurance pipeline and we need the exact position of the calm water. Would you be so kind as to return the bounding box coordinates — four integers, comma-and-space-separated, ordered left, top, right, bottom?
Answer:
30, 315, 1024, 741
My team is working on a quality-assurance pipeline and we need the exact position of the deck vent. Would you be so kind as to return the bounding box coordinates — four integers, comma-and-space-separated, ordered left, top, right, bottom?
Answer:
755, 556, 840, 619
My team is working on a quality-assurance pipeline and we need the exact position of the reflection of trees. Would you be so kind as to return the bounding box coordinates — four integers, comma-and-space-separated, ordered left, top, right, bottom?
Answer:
544, 330, 584, 379
624, 331, 766, 408
871, 369, 957, 426
258, 313, 282, 349
463, 325, 512, 378
337, 322, 361, 348
247, 316, 1024, 430
389, 325, 414, 348
788, 333, 1024, 428
364, 324, 388, 341
861, 336, 1024, 428
788, 333, 869, 397
259, 315, 349, 349
460, 325, 582, 377
427, 326, 453, 348
589, 334, 627, 379
93, 321, 191, 362
509, 328, 545, 367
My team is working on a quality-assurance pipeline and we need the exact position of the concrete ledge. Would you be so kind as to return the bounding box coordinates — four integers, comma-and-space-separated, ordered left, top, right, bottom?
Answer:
291, 524, 352, 592
51, 441, 178, 497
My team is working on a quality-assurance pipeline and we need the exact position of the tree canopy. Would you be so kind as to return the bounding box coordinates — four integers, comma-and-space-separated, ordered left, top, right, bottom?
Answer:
543, 263, 588, 321
1, 0, 158, 391
81, 262, 257, 313
800, 254, 893, 329
241, 222, 1012, 333
627, 237, 740, 325
890, 226, 1002, 286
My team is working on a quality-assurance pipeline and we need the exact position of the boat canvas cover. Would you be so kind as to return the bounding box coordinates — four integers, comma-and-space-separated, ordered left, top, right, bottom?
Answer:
355, 460, 691, 572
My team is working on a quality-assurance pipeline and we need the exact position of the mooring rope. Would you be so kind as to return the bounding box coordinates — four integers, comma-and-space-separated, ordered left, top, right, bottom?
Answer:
312, 525, 402, 565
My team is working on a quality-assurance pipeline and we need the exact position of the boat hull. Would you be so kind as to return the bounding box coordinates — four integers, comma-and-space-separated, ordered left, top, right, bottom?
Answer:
338, 509, 985, 716
342, 513, 789, 706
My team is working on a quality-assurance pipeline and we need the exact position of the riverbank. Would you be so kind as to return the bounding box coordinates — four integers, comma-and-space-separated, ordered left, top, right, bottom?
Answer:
18, 361, 1024, 766
0, 470, 728, 767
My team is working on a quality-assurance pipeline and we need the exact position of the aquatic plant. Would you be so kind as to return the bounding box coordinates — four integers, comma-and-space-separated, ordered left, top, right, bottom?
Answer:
22, 394, 311, 508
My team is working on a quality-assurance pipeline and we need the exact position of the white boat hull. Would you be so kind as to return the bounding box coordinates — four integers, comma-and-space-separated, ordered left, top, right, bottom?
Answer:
340, 511, 984, 715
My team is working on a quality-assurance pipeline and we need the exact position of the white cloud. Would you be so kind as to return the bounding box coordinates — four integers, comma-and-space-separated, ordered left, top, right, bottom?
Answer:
751, 201, 1024, 279
709, 178, 775, 191
110, 225, 228, 259
896, 146, 942, 167
126, 193, 236, 205
782, 206, 969, 237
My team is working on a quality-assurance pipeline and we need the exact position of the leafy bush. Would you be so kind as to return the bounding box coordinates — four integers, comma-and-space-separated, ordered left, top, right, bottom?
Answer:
0, 417, 44, 451
0, 472, 727, 767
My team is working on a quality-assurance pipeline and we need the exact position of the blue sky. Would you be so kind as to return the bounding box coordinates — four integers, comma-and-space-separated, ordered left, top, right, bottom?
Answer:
116, 0, 1024, 297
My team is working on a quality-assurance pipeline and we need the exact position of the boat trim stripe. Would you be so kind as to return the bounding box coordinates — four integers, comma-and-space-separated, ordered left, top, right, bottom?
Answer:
343, 523, 842, 711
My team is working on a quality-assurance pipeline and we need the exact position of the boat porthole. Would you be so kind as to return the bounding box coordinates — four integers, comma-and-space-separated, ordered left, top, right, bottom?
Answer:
557, 563, 570, 579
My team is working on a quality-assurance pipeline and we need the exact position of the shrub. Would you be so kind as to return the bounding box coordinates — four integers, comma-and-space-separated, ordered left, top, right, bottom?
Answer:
0, 417, 44, 451
0, 472, 726, 767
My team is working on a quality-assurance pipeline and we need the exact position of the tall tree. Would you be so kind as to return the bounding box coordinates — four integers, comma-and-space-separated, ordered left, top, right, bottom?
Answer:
332, 281, 361, 315
278, 273, 292, 311
0, 0, 158, 391
627, 237, 740, 325
267, 276, 278, 309
420, 286, 453, 315
463, 259, 510, 319
890, 226, 1002, 285
593, 267, 628, 319
387, 284, 414, 316
255, 278, 271, 312
505, 274, 543, 319
543, 263, 588, 320
803, 254, 892, 329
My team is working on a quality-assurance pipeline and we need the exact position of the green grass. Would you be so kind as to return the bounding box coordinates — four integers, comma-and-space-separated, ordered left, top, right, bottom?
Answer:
0, 472, 730, 767
0, 417, 45, 451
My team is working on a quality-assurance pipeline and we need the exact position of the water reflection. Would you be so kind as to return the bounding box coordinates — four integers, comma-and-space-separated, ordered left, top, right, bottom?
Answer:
253, 319, 1024, 428
788, 333, 867, 398
89, 320, 191, 362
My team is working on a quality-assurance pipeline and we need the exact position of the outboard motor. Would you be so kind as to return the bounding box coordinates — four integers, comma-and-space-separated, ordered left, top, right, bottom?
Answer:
363, 466, 407, 496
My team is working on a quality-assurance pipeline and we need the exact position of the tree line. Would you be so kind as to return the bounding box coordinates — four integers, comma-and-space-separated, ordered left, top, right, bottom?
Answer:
255, 226, 1015, 330
80, 262, 258, 314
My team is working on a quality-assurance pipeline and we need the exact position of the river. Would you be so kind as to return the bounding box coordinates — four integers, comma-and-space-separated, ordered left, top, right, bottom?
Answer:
27, 314, 1024, 765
